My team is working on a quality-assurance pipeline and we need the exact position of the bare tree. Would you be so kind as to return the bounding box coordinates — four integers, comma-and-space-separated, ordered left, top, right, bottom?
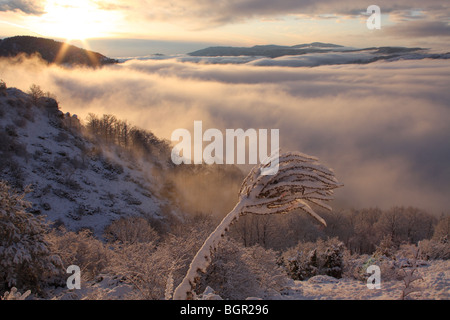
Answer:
27, 84, 44, 104
173, 151, 342, 300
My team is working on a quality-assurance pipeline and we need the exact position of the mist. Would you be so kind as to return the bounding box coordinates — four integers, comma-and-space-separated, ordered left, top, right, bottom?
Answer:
1, 55, 450, 214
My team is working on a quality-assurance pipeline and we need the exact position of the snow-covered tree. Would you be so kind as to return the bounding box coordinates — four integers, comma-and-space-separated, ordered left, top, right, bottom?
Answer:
173, 151, 342, 299
0, 181, 63, 293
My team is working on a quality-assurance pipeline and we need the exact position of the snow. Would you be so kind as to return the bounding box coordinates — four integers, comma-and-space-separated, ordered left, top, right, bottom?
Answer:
49, 274, 134, 300
278, 260, 449, 300
45, 259, 449, 300
0, 88, 168, 237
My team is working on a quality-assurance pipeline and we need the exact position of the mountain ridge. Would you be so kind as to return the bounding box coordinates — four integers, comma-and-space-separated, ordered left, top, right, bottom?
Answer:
188, 42, 428, 59
188, 42, 346, 58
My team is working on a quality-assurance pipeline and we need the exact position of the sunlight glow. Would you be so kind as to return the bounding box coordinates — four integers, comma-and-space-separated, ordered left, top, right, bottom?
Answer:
31, 0, 120, 41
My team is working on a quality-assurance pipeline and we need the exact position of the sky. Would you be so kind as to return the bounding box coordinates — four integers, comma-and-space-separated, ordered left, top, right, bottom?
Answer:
0, 0, 449, 56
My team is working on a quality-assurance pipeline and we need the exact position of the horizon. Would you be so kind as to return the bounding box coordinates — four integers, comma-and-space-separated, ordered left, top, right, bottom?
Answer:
0, 35, 448, 59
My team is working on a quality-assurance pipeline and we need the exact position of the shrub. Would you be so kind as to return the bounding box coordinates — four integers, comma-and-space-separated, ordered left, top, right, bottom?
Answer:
281, 242, 317, 280
322, 239, 345, 278
418, 238, 450, 260
107, 233, 194, 300
0, 181, 64, 294
107, 241, 170, 300
104, 216, 160, 244
106, 217, 214, 300
281, 237, 346, 280
342, 253, 371, 281
374, 234, 397, 259
46, 228, 109, 281
198, 238, 288, 300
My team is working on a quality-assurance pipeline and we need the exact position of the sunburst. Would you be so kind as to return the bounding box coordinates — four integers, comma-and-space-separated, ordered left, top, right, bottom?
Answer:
31, 0, 120, 41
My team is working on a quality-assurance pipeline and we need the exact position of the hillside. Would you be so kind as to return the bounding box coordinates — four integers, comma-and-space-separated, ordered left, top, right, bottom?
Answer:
0, 36, 118, 67
0, 84, 243, 236
0, 86, 167, 235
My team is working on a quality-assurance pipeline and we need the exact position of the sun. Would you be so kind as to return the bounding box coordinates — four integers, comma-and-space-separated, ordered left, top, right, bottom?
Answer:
32, 0, 119, 41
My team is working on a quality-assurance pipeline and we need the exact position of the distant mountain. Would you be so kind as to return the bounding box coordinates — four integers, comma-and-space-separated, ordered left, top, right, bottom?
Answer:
187, 42, 438, 60
291, 42, 344, 49
189, 42, 345, 58
0, 36, 118, 67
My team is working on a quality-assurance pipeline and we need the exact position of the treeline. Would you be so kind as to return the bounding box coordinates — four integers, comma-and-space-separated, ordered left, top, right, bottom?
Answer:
85, 113, 172, 163
325, 206, 441, 254
231, 206, 447, 255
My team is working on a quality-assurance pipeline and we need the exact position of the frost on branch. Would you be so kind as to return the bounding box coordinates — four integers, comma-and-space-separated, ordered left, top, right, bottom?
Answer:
173, 152, 342, 300
239, 151, 341, 224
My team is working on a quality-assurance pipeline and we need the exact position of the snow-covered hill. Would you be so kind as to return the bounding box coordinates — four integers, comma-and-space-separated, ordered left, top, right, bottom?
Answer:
0, 87, 174, 236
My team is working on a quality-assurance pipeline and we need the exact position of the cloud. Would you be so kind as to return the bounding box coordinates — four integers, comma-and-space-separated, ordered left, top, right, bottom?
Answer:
249, 52, 379, 67
98, 0, 450, 29
383, 20, 450, 38
1, 55, 450, 214
0, 0, 45, 15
